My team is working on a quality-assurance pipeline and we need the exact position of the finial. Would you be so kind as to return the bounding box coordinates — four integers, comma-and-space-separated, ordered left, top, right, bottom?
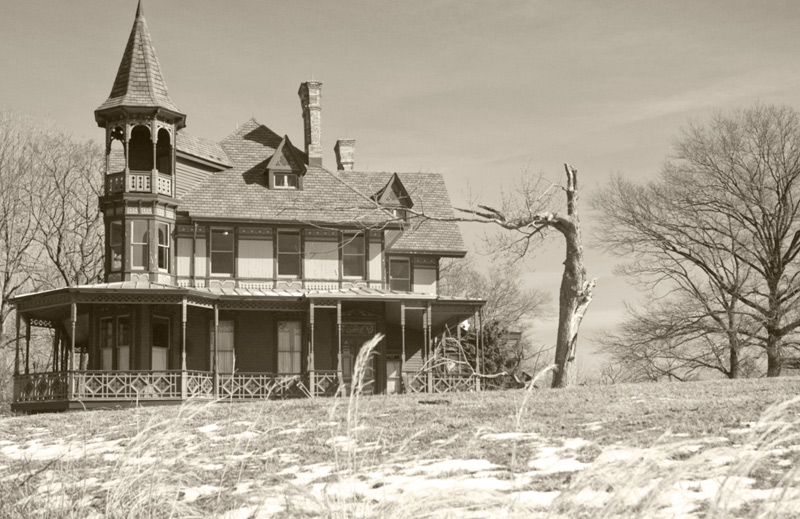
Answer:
136, 0, 144, 18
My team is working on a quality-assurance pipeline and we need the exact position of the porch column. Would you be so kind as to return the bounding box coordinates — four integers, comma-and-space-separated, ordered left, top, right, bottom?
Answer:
25, 318, 32, 375
309, 302, 315, 396
213, 303, 219, 398
475, 307, 482, 392
337, 301, 343, 387
181, 297, 188, 400
424, 304, 432, 393
52, 328, 60, 372
14, 311, 20, 376
400, 303, 406, 373
68, 302, 77, 400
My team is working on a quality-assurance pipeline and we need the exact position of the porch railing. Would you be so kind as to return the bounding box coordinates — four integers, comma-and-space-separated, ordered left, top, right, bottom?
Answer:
403, 371, 478, 394
73, 370, 183, 400
218, 373, 310, 400
309, 370, 340, 397
14, 372, 69, 403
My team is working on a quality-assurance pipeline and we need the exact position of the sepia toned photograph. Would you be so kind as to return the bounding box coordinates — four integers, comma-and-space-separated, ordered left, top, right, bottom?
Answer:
1, 1, 800, 517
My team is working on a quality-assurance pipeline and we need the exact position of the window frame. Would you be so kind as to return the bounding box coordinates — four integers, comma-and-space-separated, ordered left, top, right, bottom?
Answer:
109, 220, 123, 272
274, 173, 299, 189
210, 228, 235, 277
342, 232, 366, 279
157, 222, 170, 272
277, 229, 301, 278
100, 317, 114, 371
388, 258, 411, 292
116, 314, 131, 371
277, 320, 302, 374
130, 220, 149, 270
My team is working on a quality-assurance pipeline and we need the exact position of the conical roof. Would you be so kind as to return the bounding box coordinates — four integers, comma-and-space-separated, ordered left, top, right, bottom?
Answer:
95, 1, 185, 126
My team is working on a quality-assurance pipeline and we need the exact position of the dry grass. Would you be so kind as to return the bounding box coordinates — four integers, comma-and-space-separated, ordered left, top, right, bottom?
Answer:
1, 371, 800, 518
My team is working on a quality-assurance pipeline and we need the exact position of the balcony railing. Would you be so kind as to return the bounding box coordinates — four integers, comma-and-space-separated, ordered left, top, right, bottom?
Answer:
105, 170, 172, 196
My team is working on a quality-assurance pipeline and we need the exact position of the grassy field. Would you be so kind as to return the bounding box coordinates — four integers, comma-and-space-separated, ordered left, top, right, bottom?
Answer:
1, 376, 800, 518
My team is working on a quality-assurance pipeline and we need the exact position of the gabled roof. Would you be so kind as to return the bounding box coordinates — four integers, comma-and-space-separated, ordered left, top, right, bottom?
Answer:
95, 1, 184, 125
176, 130, 232, 168
265, 135, 306, 174
176, 119, 467, 256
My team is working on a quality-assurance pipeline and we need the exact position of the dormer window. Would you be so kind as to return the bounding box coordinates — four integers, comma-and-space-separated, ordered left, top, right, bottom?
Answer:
372, 173, 413, 222
266, 135, 306, 190
390, 207, 407, 221
274, 173, 298, 189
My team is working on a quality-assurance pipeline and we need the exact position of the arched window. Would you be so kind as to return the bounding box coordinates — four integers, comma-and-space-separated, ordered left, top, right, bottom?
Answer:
156, 128, 173, 175
128, 125, 153, 171
108, 127, 126, 173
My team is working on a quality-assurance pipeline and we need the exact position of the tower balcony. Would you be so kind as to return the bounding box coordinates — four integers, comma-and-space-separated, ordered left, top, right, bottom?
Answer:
106, 170, 173, 197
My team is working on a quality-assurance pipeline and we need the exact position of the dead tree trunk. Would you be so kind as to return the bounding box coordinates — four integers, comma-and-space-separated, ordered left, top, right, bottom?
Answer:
551, 165, 595, 388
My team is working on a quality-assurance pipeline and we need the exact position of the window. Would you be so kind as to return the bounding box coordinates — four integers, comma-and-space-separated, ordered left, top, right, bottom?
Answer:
390, 208, 407, 221
274, 173, 298, 189
100, 318, 113, 370
211, 229, 234, 276
130, 220, 149, 269
110, 221, 123, 271
342, 233, 365, 278
278, 230, 301, 277
117, 315, 131, 371
152, 317, 170, 370
210, 320, 235, 373
277, 321, 302, 374
389, 258, 411, 291
157, 222, 170, 271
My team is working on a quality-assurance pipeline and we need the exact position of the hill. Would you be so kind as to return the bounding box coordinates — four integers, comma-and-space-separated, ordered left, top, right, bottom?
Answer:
2, 377, 800, 518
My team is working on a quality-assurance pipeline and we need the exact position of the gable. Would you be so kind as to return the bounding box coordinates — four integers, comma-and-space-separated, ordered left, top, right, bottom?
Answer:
266, 135, 306, 175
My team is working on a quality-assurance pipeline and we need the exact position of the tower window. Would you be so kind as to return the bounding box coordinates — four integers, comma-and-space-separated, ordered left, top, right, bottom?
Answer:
110, 220, 123, 271
129, 126, 153, 171
157, 222, 170, 271
130, 220, 149, 269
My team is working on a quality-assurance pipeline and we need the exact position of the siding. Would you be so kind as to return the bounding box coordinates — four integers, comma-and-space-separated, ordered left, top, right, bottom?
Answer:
177, 238, 192, 278
175, 159, 218, 199
237, 239, 272, 278
305, 240, 339, 279
195, 238, 207, 277
413, 267, 437, 295
369, 242, 382, 281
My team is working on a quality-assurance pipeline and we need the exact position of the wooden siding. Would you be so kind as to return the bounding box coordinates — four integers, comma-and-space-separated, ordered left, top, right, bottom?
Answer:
176, 238, 192, 278
413, 267, 437, 295
305, 240, 339, 279
195, 238, 207, 277
237, 239, 272, 279
175, 160, 218, 198
369, 242, 382, 281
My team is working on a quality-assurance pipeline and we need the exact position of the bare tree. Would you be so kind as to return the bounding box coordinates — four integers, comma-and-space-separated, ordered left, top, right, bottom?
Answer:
26, 130, 104, 288
447, 164, 595, 388
594, 104, 800, 377
0, 111, 42, 344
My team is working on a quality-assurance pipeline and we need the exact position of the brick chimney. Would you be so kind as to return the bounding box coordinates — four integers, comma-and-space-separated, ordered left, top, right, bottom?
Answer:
298, 81, 322, 167
334, 139, 355, 171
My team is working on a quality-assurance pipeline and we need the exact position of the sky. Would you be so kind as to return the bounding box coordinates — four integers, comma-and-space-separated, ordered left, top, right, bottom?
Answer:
3, 0, 800, 377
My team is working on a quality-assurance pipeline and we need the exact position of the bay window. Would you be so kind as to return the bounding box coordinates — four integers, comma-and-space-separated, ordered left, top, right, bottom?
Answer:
130, 220, 148, 269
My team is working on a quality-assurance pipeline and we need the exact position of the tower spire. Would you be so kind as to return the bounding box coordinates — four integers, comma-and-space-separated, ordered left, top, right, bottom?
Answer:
95, 0, 185, 128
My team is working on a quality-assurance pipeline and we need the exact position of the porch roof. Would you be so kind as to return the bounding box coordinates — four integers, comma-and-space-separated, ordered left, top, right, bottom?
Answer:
11, 281, 484, 307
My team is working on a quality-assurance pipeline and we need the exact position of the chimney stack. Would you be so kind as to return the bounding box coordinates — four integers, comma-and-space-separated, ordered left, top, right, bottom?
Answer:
298, 81, 322, 167
334, 139, 355, 171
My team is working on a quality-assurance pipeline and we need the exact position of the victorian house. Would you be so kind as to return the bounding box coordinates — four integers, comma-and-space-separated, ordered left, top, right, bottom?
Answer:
11, 2, 485, 413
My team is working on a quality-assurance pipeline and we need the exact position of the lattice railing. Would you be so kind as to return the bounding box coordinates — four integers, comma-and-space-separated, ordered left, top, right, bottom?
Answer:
156, 173, 172, 196
73, 371, 182, 400
14, 372, 69, 403
127, 171, 151, 192
404, 370, 429, 393
431, 373, 475, 393
186, 371, 214, 398
309, 370, 340, 397
219, 373, 310, 400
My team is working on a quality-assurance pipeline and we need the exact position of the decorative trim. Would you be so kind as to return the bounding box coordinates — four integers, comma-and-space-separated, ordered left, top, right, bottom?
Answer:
342, 322, 376, 335
369, 230, 382, 240
413, 257, 437, 266
342, 308, 383, 320
239, 227, 273, 238
304, 229, 338, 240
15, 293, 72, 312
29, 319, 56, 328
218, 300, 305, 311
